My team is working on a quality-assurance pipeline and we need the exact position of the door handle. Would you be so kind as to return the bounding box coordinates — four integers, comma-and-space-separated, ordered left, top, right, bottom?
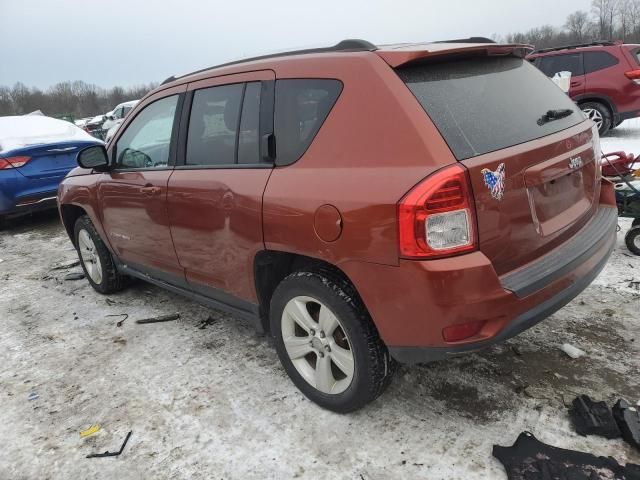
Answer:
140, 186, 161, 196
570, 81, 581, 86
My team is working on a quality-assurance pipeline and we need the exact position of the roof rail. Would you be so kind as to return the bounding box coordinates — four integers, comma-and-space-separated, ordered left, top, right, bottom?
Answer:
435, 36, 496, 44
532, 40, 615, 54
160, 39, 377, 85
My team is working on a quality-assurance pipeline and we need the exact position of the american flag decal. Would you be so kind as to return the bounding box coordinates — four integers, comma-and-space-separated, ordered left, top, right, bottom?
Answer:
481, 163, 506, 201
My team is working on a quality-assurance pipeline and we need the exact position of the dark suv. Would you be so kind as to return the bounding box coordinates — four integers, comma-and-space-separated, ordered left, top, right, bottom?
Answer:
58, 38, 617, 412
528, 41, 640, 135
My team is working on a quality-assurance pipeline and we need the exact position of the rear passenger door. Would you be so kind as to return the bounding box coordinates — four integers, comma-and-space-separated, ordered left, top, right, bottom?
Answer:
537, 53, 585, 97
167, 70, 275, 306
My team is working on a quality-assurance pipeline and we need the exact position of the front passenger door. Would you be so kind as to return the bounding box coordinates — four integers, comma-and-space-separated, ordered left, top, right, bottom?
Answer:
99, 88, 186, 282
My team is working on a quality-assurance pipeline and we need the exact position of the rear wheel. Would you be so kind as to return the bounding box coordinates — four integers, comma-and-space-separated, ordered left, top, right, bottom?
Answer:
270, 271, 395, 413
625, 226, 640, 256
580, 101, 612, 136
74, 215, 126, 294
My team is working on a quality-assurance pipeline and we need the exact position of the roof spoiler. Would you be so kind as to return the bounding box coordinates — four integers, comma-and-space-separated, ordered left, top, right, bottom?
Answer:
377, 43, 534, 68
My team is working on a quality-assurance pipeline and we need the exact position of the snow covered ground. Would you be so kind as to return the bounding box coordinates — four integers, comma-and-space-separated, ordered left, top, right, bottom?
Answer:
0, 122, 639, 479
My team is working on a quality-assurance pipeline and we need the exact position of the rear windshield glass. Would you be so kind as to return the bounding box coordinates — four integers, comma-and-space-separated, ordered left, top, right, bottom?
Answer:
396, 56, 584, 160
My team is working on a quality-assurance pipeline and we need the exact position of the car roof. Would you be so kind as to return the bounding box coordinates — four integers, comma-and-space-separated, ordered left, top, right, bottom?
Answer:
158, 38, 533, 89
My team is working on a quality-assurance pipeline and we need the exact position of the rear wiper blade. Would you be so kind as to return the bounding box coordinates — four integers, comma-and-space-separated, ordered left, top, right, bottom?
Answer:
537, 109, 574, 125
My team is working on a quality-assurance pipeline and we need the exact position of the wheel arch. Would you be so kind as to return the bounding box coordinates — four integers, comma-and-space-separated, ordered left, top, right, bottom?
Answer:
253, 250, 372, 335
60, 203, 88, 245
575, 94, 618, 119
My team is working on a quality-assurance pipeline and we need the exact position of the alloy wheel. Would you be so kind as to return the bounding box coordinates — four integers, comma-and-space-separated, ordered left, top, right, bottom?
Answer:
77, 229, 103, 284
582, 107, 603, 131
280, 296, 355, 394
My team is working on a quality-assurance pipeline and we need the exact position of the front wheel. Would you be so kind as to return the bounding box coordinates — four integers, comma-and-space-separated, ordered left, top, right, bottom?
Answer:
74, 215, 127, 294
580, 101, 612, 136
270, 271, 395, 413
625, 226, 640, 256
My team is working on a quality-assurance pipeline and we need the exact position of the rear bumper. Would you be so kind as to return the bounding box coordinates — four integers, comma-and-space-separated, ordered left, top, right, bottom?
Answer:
0, 170, 58, 218
342, 205, 617, 365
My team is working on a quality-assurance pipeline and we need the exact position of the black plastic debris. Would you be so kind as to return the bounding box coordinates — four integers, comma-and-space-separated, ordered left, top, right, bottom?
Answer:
493, 431, 640, 480
135, 313, 180, 325
64, 272, 85, 281
613, 399, 640, 451
86, 431, 132, 458
569, 395, 621, 439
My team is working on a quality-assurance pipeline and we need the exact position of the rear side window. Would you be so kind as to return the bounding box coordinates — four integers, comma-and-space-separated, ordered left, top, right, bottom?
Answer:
187, 84, 243, 166
583, 51, 619, 73
238, 82, 261, 164
397, 56, 584, 160
538, 53, 584, 77
274, 79, 342, 165
628, 47, 640, 65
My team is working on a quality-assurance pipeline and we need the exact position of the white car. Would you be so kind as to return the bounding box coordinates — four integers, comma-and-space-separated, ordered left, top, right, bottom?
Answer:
102, 100, 139, 131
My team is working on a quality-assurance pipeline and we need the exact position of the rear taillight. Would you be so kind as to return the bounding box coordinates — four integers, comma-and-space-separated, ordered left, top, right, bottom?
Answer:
0, 156, 31, 169
625, 69, 640, 84
398, 164, 477, 259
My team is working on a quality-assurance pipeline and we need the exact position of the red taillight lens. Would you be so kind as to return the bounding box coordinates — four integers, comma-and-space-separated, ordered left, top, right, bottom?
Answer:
625, 69, 640, 84
398, 164, 477, 258
0, 156, 31, 169
442, 320, 486, 342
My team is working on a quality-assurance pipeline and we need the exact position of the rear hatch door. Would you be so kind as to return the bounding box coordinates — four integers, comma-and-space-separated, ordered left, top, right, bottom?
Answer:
395, 52, 600, 275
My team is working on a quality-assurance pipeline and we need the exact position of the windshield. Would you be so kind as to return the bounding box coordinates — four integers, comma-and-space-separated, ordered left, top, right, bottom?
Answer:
396, 56, 584, 160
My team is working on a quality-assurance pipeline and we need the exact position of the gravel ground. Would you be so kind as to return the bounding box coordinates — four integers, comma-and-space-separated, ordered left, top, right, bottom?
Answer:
1, 124, 640, 478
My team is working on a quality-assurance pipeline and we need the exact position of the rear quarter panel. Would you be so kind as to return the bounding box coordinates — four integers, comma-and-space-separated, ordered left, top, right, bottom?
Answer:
262, 53, 456, 268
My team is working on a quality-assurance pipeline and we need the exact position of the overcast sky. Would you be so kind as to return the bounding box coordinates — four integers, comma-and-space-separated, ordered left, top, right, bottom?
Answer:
1, 0, 590, 89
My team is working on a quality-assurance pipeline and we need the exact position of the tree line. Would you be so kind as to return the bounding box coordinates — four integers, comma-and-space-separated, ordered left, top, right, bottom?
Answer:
0, 81, 158, 119
2, 0, 638, 119
499, 0, 640, 49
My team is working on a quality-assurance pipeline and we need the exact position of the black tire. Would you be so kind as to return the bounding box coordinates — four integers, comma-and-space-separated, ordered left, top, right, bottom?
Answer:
632, 218, 640, 228
73, 215, 126, 294
580, 101, 612, 136
270, 270, 395, 413
625, 226, 640, 256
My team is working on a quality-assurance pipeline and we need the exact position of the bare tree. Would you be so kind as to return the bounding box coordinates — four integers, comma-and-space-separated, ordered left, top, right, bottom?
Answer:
592, 0, 618, 38
565, 10, 591, 41
618, 0, 632, 40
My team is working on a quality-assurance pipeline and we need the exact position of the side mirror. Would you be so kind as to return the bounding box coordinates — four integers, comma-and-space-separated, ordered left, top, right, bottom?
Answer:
106, 114, 115, 121
77, 145, 110, 171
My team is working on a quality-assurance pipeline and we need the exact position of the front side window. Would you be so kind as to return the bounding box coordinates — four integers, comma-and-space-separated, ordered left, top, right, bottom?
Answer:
274, 79, 342, 165
186, 84, 243, 166
115, 95, 178, 169
538, 53, 584, 77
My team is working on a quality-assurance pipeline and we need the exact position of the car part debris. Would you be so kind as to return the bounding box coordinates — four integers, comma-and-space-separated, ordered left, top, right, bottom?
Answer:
135, 313, 180, 325
197, 315, 217, 329
28, 392, 38, 401
106, 313, 129, 328
50, 260, 80, 271
493, 431, 640, 480
613, 399, 640, 451
569, 395, 621, 439
64, 272, 85, 281
86, 431, 132, 458
80, 424, 100, 438
560, 343, 586, 359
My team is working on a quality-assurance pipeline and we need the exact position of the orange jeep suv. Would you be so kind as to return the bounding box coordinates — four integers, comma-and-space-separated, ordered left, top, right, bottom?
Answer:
58, 38, 617, 412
